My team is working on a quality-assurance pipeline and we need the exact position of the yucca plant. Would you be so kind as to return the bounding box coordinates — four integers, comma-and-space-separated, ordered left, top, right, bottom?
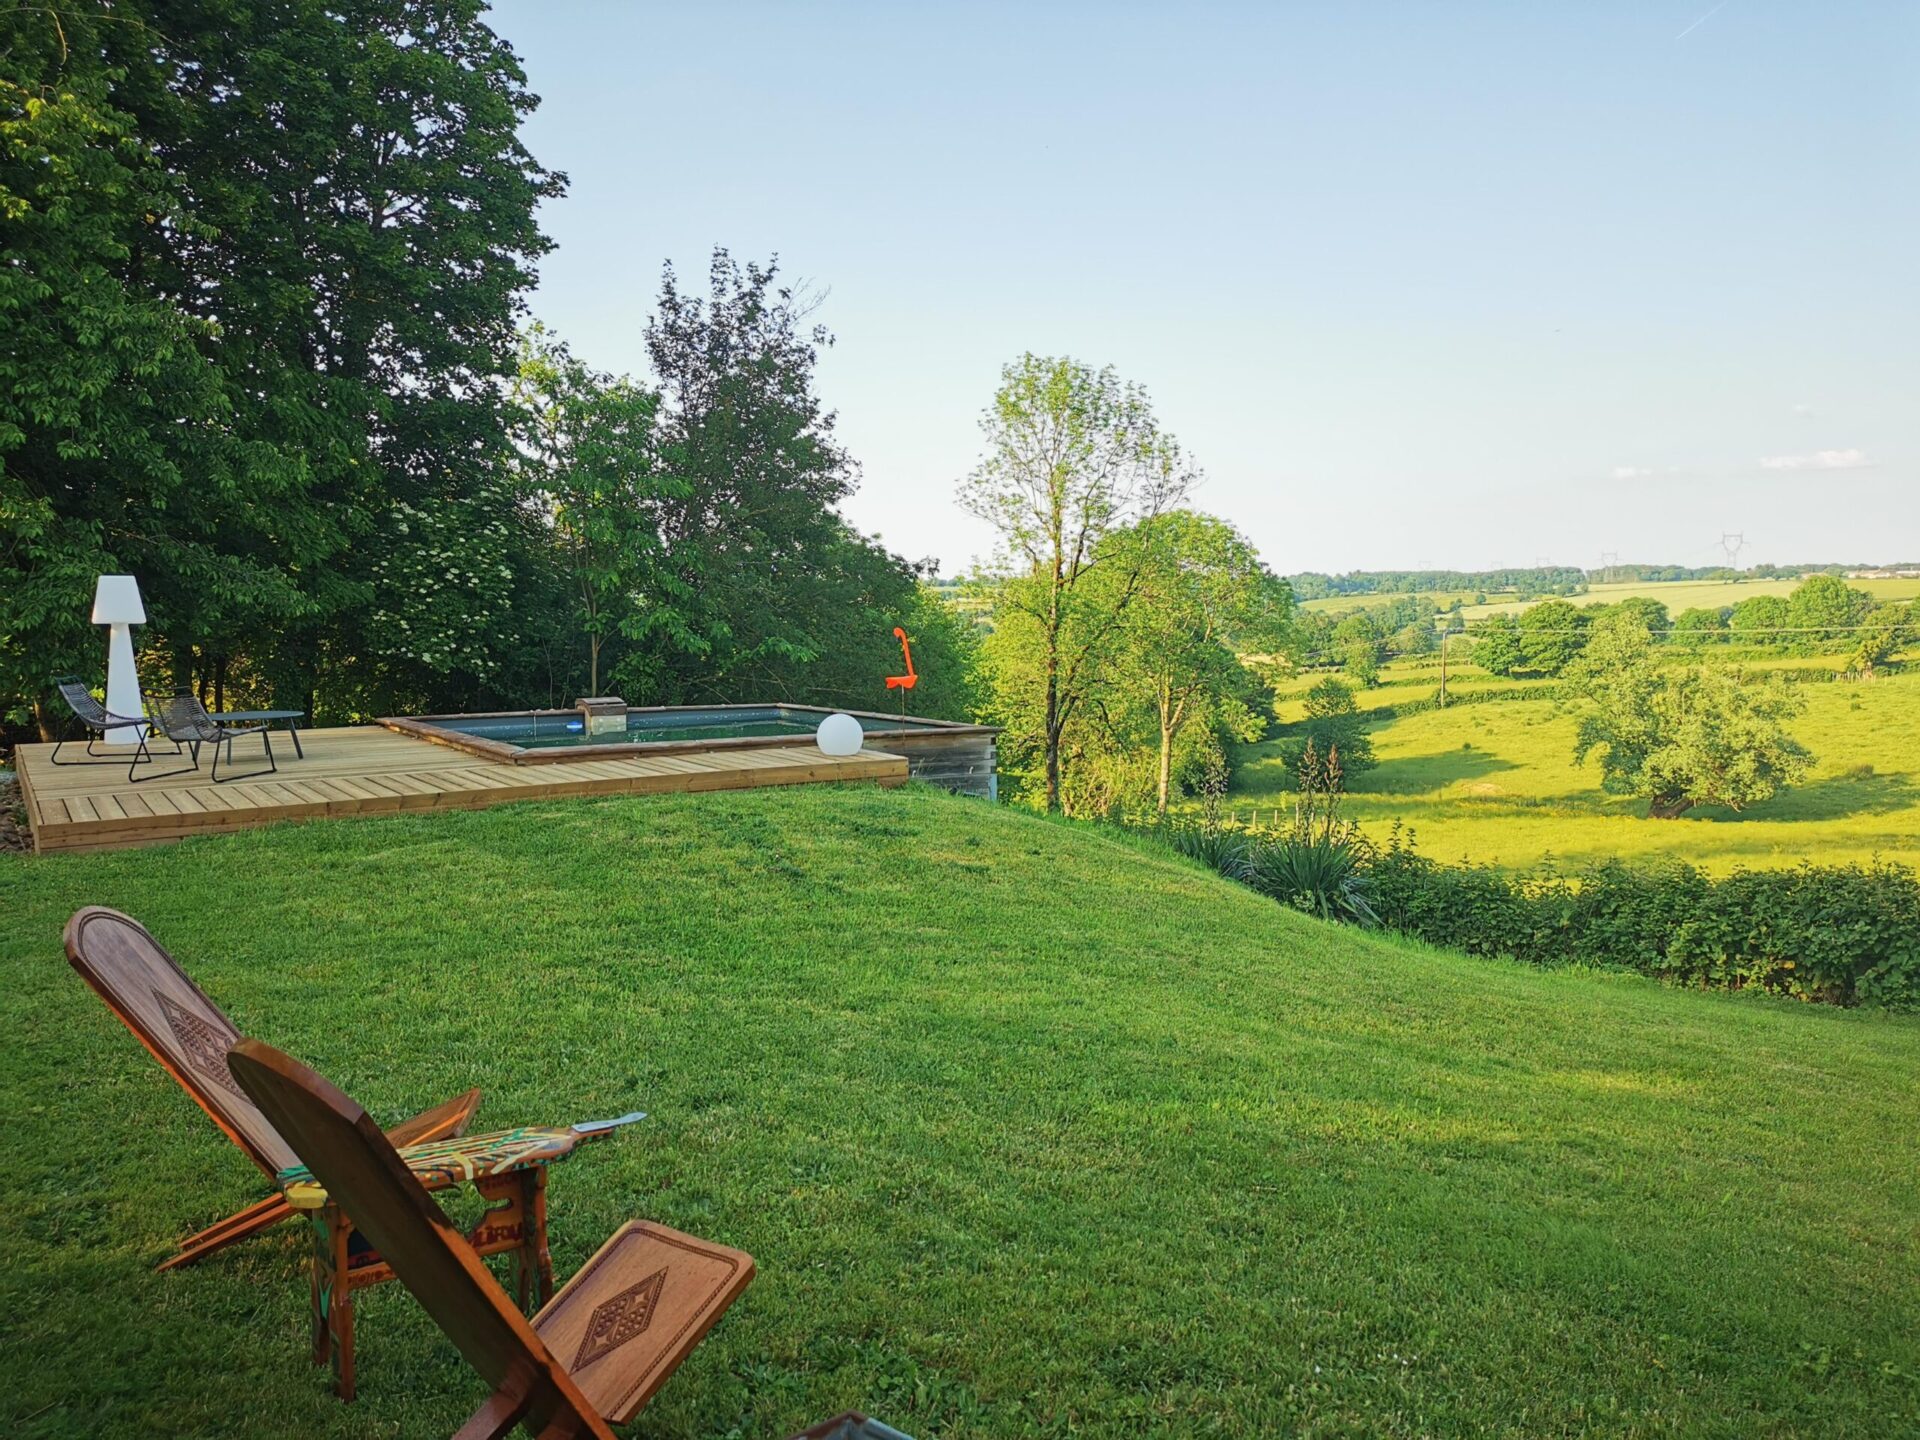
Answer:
1244, 832, 1379, 925
1243, 737, 1379, 925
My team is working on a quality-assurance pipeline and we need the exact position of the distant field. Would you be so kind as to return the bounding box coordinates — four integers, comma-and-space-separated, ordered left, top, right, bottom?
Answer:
1226, 660, 1920, 874
1296, 577, 1920, 622
1458, 576, 1920, 622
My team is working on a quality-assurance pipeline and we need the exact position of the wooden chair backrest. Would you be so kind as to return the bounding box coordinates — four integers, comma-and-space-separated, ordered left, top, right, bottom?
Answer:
226, 1039, 607, 1437
64, 907, 298, 1175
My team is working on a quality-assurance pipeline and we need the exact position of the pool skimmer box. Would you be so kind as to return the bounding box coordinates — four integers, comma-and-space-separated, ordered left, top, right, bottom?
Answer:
575, 696, 627, 736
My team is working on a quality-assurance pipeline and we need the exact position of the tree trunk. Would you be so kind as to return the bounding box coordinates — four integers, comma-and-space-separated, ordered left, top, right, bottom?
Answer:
1156, 723, 1173, 818
589, 635, 600, 696
1042, 615, 1062, 813
1043, 706, 1061, 811
1647, 793, 1695, 819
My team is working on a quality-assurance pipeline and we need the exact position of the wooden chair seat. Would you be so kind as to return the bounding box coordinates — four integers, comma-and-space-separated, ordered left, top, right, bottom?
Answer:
228, 1041, 754, 1439
278, 1126, 604, 1211
528, 1221, 755, 1426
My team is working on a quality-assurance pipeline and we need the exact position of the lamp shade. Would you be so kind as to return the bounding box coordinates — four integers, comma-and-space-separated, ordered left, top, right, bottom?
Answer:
816, 712, 864, 757
92, 574, 146, 625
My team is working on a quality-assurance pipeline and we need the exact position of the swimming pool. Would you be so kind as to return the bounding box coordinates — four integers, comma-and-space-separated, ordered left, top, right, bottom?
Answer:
380, 704, 999, 797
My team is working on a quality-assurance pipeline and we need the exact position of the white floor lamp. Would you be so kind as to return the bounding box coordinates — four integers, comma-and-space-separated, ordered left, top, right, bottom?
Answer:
92, 574, 148, 744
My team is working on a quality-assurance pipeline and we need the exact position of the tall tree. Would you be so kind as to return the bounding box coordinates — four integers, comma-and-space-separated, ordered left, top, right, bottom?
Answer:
1846, 601, 1913, 679
1469, 614, 1523, 677
622, 249, 901, 705
1729, 593, 1790, 646
145, 0, 559, 714
1786, 575, 1868, 651
1671, 606, 1728, 650
1568, 611, 1812, 818
510, 328, 690, 695
2, 0, 562, 731
960, 355, 1195, 810
1111, 512, 1291, 815
0, 5, 314, 733
1280, 677, 1378, 781
1519, 598, 1586, 675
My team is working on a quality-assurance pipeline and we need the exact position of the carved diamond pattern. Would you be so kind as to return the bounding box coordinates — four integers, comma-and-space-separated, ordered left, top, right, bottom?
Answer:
572, 1267, 667, 1372
155, 991, 245, 1099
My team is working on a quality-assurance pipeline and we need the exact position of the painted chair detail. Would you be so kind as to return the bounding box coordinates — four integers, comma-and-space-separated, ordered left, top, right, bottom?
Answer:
61, 907, 634, 1397
229, 1040, 753, 1437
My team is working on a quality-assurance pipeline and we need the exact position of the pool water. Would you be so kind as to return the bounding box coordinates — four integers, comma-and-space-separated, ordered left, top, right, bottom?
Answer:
430, 706, 933, 751
520, 716, 816, 748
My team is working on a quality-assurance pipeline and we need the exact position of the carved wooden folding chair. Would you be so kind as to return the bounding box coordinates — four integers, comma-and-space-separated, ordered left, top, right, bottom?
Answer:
229, 1040, 755, 1438
64, 907, 638, 1398
64, 907, 484, 1270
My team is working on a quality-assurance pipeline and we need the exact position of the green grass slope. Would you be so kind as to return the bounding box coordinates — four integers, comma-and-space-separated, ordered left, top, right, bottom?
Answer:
2, 787, 1916, 1438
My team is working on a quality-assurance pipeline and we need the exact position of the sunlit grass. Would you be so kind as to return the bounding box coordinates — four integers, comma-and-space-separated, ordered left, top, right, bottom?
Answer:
1236, 664, 1920, 873
2, 786, 1918, 1436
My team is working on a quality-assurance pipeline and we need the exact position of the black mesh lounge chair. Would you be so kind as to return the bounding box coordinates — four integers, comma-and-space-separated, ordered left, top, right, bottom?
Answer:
140, 691, 277, 784
50, 675, 180, 777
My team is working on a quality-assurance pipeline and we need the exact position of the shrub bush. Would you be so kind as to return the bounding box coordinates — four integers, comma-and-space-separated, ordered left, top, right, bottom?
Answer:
1369, 830, 1920, 1009
1167, 823, 1250, 881
1244, 833, 1379, 926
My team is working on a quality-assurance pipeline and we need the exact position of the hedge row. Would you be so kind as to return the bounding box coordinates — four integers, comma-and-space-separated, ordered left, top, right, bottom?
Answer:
1367, 834, 1920, 1009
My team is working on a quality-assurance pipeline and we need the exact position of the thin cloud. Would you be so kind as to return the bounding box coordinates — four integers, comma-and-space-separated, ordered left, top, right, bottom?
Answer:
1790, 402, 1815, 417
1611, 466, 1656, 480
1758, 448, 1872, 471
1675, 0, 1733, 40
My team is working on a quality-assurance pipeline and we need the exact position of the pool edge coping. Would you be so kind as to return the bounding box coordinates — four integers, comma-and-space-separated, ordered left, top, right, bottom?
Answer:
378, 704, 998, 767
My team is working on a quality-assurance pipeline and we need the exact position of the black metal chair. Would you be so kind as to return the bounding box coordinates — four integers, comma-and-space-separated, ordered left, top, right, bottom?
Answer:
50, 675, 180, 777
138, 692, 277, 784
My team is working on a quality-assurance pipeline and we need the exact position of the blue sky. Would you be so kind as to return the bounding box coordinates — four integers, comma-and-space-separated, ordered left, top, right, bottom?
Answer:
490, 1, 1918, 576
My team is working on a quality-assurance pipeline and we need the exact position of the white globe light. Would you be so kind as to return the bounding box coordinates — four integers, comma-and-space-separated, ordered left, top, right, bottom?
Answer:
816, 712, 863, 756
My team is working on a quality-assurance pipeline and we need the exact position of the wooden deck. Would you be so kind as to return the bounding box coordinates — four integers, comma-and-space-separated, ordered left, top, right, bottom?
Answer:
13, 725, 908, 854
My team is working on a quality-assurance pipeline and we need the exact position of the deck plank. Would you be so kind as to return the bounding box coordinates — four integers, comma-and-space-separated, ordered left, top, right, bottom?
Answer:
15, 722, 906, 854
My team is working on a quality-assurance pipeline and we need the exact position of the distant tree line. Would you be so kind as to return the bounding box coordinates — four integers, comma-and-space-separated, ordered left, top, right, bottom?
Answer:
1469, 577, 1915, 681
1288, 567, 1584, 601
1287, 561, 1918, 602
1, 4, 972, 743
1579, 561, 1908, 583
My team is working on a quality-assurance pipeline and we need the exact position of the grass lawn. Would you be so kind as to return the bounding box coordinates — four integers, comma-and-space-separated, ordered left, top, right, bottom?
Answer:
1231, 666, 1920, 874
2, 786, 1917, 1437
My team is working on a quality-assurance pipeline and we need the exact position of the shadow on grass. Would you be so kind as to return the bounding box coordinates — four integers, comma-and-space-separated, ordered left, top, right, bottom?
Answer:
1721, 771, 1918, 824
1356, 746, 1522, 797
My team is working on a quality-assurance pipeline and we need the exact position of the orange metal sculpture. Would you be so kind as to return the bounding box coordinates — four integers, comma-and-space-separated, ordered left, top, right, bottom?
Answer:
886, 626, 918, 691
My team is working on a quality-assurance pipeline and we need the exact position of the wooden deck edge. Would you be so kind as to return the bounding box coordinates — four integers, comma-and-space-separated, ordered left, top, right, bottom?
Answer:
24, 751, 910, 854
13, 750, 42, 854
